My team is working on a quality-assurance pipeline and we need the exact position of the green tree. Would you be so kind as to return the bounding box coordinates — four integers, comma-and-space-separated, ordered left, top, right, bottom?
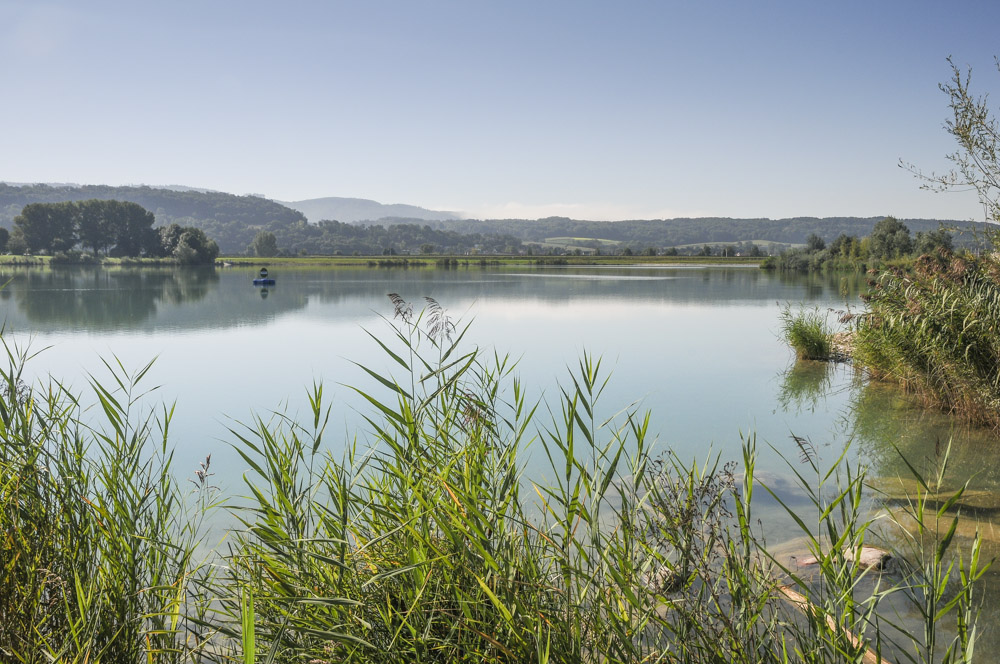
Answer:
173, 228, 219, 264
75, 199, 114, 256
249, 230, 278, 257
915, 228, 954, 254
805, 233, 826, 252
107, 201, 157, 257
13, 202, 76, 254
908, 59, 1000, 224
158, 223, 184, 257
868, 217, 913, 259
0, 227, 9, 253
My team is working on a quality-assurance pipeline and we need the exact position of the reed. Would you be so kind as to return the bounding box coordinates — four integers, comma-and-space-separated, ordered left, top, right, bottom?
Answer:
0, 297, 989, 663
0, 342, 216, 662
853, 248, 1000, 427
780, 305, 835, 360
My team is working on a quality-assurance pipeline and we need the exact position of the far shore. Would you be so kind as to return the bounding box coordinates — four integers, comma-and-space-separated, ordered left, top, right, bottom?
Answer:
0, 253, 764, 269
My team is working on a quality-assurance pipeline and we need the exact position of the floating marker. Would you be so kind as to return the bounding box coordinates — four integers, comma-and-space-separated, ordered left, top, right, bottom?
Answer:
253, 267, 275, 286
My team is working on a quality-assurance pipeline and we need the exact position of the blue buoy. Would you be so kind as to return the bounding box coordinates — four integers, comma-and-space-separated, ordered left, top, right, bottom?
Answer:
253, 267, 275, 286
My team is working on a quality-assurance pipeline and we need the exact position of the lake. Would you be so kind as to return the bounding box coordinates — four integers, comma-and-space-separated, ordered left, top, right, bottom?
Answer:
3, 263, 999, 652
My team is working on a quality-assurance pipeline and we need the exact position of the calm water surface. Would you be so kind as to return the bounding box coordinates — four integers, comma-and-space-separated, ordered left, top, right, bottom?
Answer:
0, 265, 871, 485
3, 263, 999, 650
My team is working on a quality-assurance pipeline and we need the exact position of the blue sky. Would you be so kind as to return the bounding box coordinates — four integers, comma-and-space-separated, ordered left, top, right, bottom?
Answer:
2, 0, 999, 221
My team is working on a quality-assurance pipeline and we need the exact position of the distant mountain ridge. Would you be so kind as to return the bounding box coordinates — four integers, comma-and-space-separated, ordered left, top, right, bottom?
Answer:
280, 196, 460, 224
0, 182, 991, 255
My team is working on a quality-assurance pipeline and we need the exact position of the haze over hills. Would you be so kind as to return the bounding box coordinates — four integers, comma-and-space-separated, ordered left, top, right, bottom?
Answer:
280, 196, 460, 224
0, 182, 991, 255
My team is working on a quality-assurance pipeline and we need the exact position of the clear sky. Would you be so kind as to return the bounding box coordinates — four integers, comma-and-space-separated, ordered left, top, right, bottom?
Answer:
2, 0, 999, 221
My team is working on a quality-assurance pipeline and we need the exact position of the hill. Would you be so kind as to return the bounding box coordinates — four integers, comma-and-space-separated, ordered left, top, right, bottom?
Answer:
281, 196, 459, 223
373, 215, 993, 250
2, 183, 993, 255
0, 183, 306, 254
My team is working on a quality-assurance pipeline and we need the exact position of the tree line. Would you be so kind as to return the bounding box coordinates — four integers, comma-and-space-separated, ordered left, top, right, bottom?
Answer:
761, 217, 956, 270
0, 184, 304, 255
246, 219, 524, 257
9, 200, 219, 264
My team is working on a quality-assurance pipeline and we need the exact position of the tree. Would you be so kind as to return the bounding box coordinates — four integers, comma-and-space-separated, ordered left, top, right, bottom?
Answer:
805, 234, 826, 252
904, 58, 1000, 249
868, 217, 913, 259
173, 228, 219, 264
13, 202, 76, 254
0, 227, 9, 253
915, 228, 954, 255
107, 201, 158, 257
250, 230, 278, 257
158, 224, 184, 257
76, 199, 114, 256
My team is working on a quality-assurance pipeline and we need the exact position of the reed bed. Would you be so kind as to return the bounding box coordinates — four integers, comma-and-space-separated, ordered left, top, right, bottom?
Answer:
0, 297, 989, 663
853, 248, 1000, 428
779, 305, 836, 361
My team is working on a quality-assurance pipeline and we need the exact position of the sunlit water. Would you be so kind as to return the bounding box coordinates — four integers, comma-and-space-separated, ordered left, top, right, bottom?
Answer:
2, 263, 998, 653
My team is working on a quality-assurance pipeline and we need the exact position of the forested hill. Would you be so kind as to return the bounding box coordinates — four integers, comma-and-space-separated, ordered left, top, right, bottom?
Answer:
373, 215, 990, 247
0, 184, 306, 254
2, 183, 991, 255
281, 196, 458, 224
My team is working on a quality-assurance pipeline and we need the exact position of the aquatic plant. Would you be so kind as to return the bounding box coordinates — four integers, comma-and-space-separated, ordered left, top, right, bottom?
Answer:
0, 344, 216, 662
212, 296, 989, 663
780, 305, 835, 361
853, 248, 1000, 428
0, 297, 990, 663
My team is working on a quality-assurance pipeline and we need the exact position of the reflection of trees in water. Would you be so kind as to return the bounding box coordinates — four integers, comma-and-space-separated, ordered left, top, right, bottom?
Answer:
300, 266, 869, 307
772, 358, 1000, 490
8, 267, 219, 329
848, 379, 1000, 491
775, 360, 834, 415
774, 270, 867, 303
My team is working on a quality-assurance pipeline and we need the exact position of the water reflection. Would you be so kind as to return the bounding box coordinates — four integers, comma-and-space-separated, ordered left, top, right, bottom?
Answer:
849, 380, 1000, 491
774, 360, 836, 415
0, 265, 866, 334
1, 267, 218, 329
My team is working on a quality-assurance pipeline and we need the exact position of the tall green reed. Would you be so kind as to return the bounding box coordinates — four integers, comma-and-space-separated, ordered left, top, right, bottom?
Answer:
0, 340, 216, 663
854, 248, 1000, 427
2, 295, 990, 663
780, 305, 836, 361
